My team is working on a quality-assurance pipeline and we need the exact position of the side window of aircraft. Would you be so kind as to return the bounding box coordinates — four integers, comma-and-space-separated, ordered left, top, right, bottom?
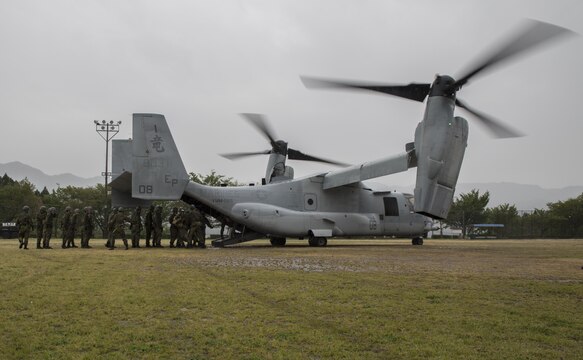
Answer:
304, 193, 317, 211
383, 197, 399, 217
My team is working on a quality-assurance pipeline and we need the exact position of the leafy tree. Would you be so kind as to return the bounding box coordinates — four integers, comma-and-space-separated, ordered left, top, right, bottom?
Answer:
445, 189, 490, 238
546, 193, 583, 237
1, 173, 16, 187
520, 208, 552, 238
40, 186, 50, 197
0, 177, 42, 221
485, 203, 519, 238
189, 170, 241, 187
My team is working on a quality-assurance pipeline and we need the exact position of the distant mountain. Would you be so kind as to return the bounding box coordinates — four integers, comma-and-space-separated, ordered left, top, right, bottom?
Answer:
0, 161, 102, 191
393, 182, 583, 210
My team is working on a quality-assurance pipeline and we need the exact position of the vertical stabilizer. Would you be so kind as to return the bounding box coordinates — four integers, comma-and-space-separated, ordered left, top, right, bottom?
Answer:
131, 113, 189, 200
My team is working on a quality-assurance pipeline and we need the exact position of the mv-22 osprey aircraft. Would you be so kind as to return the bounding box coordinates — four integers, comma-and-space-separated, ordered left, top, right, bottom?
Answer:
110, 19, 573, 247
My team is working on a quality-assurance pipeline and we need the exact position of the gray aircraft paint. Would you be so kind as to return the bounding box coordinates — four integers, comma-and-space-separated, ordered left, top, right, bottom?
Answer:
413, 95, 468, 220
112, 112, 447, 243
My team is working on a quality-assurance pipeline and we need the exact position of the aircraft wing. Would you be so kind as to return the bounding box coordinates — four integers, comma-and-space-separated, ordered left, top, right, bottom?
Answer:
322, 151, 415, 190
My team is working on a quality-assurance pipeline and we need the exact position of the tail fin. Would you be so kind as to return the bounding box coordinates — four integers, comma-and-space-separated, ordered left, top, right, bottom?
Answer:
131, 113, 189, 200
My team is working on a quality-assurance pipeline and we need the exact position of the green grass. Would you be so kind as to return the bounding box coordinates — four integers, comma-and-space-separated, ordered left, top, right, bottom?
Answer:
1, 238, 582, 359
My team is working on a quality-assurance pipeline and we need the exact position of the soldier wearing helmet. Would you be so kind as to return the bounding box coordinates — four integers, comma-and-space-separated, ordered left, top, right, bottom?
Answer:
168, 207, 178, 248
130, 206, 143, 248
61, 206, 72, 249
66, 208, 79, 248
152, 205, 163, 248
36, 206, 47, 249
109, 207, 129, 250
187, 205, 200, 249
193, 205, 211, 249
106, 207, 118, 248
43, 207, 57, 249
81, 206, 94, 248
16, 205, 33, 249
174, 208, 188, 248
144, 204, 154, 247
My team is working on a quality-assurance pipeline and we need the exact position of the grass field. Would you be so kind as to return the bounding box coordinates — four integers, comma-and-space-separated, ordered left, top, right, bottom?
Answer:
1, 238, 582, 359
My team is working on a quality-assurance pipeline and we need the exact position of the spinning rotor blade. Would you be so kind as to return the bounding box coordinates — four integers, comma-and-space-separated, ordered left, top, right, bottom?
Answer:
455, 98, 523, 138
240, 113, 278, 148
220, 150, 271, 160
301, 76, 431, 103
455, 19, 575, 89
288, 148, 349, 167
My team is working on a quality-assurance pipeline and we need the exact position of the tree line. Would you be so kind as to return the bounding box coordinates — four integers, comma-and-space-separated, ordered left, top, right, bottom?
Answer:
444, 189, 583, 238
1, 172, 582, 239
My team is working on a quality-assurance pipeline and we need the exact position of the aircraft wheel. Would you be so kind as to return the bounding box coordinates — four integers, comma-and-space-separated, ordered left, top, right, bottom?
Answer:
412, 237, 424, 246
309, 237, 327, 247
270, 237, 286, 246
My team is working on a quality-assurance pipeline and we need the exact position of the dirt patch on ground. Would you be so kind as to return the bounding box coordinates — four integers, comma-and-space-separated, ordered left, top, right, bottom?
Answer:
167, 239, 583, 279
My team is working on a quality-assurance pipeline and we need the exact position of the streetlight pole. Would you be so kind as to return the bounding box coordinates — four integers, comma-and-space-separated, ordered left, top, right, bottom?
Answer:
94, 120, 122, 238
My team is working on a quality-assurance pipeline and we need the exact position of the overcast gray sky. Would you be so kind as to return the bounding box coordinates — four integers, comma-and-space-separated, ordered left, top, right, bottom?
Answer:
1, 0, 581, 189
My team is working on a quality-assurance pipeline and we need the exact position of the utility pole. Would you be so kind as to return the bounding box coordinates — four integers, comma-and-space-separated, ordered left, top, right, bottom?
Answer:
94, 120, 121, 238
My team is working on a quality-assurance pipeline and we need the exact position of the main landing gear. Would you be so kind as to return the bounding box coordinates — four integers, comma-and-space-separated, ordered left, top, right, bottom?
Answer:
412, 237, 424, 246
308, 236, 327, 247
269, 237, 286, 246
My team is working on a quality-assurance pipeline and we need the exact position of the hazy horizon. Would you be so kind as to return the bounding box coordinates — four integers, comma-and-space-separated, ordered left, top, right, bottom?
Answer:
1, 1, 581, 188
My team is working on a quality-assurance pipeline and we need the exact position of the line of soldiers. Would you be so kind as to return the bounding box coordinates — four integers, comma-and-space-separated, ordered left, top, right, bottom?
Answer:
15, 205, 94, 250
104, 204, 211, 250
104, 205, 163, 250
15, 203, 212, 250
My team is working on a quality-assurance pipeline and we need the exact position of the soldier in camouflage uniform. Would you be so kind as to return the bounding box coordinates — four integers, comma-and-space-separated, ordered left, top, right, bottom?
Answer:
16, 205, 33, 249
173, 208, 188, 248
36, 206, 47, 249
152, 205, 163, 248
130, 206, 143, 248
81, 206, 94, 248
106, 207, 118, 248
187, 206, 200, 249
43, 207, 57, 249
193, 206, 211, 249
168, 207, 178, 248
109, 207, 129, 250
144, 204, 154, 248
61, 207, 72, 248
66, 208, 79, 248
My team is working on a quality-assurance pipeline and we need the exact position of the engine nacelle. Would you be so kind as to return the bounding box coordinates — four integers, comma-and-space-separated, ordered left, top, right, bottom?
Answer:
413, 114, 468, 220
